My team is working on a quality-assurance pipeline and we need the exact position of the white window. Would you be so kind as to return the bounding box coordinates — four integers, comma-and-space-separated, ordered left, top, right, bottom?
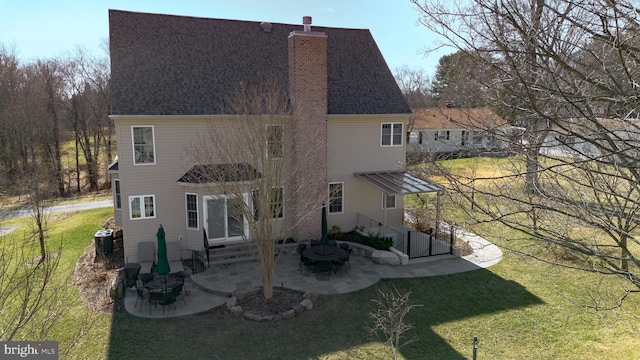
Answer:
113, 179, 121, 210
266, 124, 283, 159
186, 193, 198, 229
381, 123, 403, 146
328, 182, 344, 214
129, 195, 156, 220
253, 187, 284, 219
436, 130, 450, 140
383, 193, 396, 209
471, 131, 484, 145
132, 126, 156, 165
409, 132, 419, 144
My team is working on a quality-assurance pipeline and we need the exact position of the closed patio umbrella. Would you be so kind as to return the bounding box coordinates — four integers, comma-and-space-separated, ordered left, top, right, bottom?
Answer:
155, 224, 171, 276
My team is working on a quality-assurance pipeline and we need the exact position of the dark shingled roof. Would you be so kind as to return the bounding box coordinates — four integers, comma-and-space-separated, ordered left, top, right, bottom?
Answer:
109, 10, 411, 116
178, 164, 261, 184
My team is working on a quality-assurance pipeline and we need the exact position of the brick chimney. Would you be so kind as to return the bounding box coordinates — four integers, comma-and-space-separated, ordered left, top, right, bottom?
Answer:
288, 16, 328, 240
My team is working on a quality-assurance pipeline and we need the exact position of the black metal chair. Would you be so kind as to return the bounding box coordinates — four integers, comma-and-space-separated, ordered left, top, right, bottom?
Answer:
123, 263, 141, 288
149, 290, 176, 315
310, 240, 321, 247
344, 248, 353, 270
170, 283, 186, 305
332, 257, 347, 276
315, 260, 332, 280
134, 279, 149, 312
299, 254, 315, 276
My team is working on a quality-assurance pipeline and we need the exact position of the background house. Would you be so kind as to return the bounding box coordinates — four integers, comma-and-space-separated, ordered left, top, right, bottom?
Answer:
407, 107, 520, 156
108, 10, 436, 263
540, 118, 640, 162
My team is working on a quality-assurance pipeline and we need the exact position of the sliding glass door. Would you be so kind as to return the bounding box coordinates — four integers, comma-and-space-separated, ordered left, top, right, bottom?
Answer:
204, 195, 247, 244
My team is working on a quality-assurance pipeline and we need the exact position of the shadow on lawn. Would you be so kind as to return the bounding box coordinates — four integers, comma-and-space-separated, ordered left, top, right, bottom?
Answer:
105, 267, 542, 359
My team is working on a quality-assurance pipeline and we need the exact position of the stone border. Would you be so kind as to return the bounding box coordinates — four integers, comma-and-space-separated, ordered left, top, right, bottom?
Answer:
225, 286, 319, 322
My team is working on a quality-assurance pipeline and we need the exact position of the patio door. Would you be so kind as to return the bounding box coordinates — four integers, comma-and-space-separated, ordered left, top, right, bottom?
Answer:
203, 194, 248, 244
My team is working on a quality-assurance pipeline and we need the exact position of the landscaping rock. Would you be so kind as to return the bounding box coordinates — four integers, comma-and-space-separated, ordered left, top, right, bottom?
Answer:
282, 309, 296, 319
230, 306, 243, 317
371, 250, 400, 265
292, 303, 306, 314
243, 312, 262, 321
300, 299, 313, 310
226, 296, 237, 310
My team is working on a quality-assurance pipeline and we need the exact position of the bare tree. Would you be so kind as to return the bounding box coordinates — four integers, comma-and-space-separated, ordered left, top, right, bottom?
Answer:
369, 286, 421, 360
394, 65, 435, 110
0, 236, 86, 347
411, 0, 640, 298
61, 48, 112, 193
188, 79, 324, 299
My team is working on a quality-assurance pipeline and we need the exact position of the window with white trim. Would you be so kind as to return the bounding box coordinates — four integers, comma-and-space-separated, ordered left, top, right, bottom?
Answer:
436, 130, 450, 140
381, 123, 403, 146
113, 179, 121, 209
409, 132, 419, 144
129, 195, 156, 220
186, 193, 198, 229
252, 187, 284, 219
383, 193, 396, 209
266, 124, 283, 159
132, 126, 156, 165
328, 182, 344, 214
471, 130, 484, 145
270, 187, 284, 218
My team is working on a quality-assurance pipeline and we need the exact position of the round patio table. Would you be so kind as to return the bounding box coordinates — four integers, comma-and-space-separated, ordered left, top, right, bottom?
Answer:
302, 246, 346, 262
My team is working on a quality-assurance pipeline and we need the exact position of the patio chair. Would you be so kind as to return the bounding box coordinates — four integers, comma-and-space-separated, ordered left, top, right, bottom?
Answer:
332, 257, 347, 276
166, 241, 185, 274
138, 241, 155, 276
310, 240, 321, 247
138, 272, 154, 285
149, 290, 176, 315
123, 263, 141, 288
339, 242, 349, 251
315, 260, 332, 280
327, 239, 338, 247
134, 279, 150, 312
299, 253, 315, 276
344, 248, 353, 270
170, 283, 186, 305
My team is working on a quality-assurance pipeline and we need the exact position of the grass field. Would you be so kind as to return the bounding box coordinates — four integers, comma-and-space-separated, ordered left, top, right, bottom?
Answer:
2, 161, 640, 358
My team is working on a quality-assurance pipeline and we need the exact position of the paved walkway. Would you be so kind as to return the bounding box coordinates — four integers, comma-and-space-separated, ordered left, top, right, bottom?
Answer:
123, 234, 503, 318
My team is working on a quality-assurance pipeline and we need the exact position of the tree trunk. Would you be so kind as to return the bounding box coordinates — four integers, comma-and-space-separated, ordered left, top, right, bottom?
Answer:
260, 245, 275, 299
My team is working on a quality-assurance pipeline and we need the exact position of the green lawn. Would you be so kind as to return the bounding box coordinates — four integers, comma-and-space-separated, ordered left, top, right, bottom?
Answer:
2, 196, 640, 358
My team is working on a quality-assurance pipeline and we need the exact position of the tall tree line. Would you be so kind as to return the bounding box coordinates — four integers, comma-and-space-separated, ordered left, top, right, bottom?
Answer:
0, 46, 112, 199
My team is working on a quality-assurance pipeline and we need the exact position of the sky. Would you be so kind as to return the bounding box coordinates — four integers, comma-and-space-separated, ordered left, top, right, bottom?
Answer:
0, 0, 451, 77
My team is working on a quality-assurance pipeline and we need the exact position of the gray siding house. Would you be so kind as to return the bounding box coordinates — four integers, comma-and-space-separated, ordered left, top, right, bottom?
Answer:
108, 10, 435, 263
407, 108, 520, 155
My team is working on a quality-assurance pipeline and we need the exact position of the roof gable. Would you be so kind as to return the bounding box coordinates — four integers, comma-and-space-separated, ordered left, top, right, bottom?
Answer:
109, 10, 410, 116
